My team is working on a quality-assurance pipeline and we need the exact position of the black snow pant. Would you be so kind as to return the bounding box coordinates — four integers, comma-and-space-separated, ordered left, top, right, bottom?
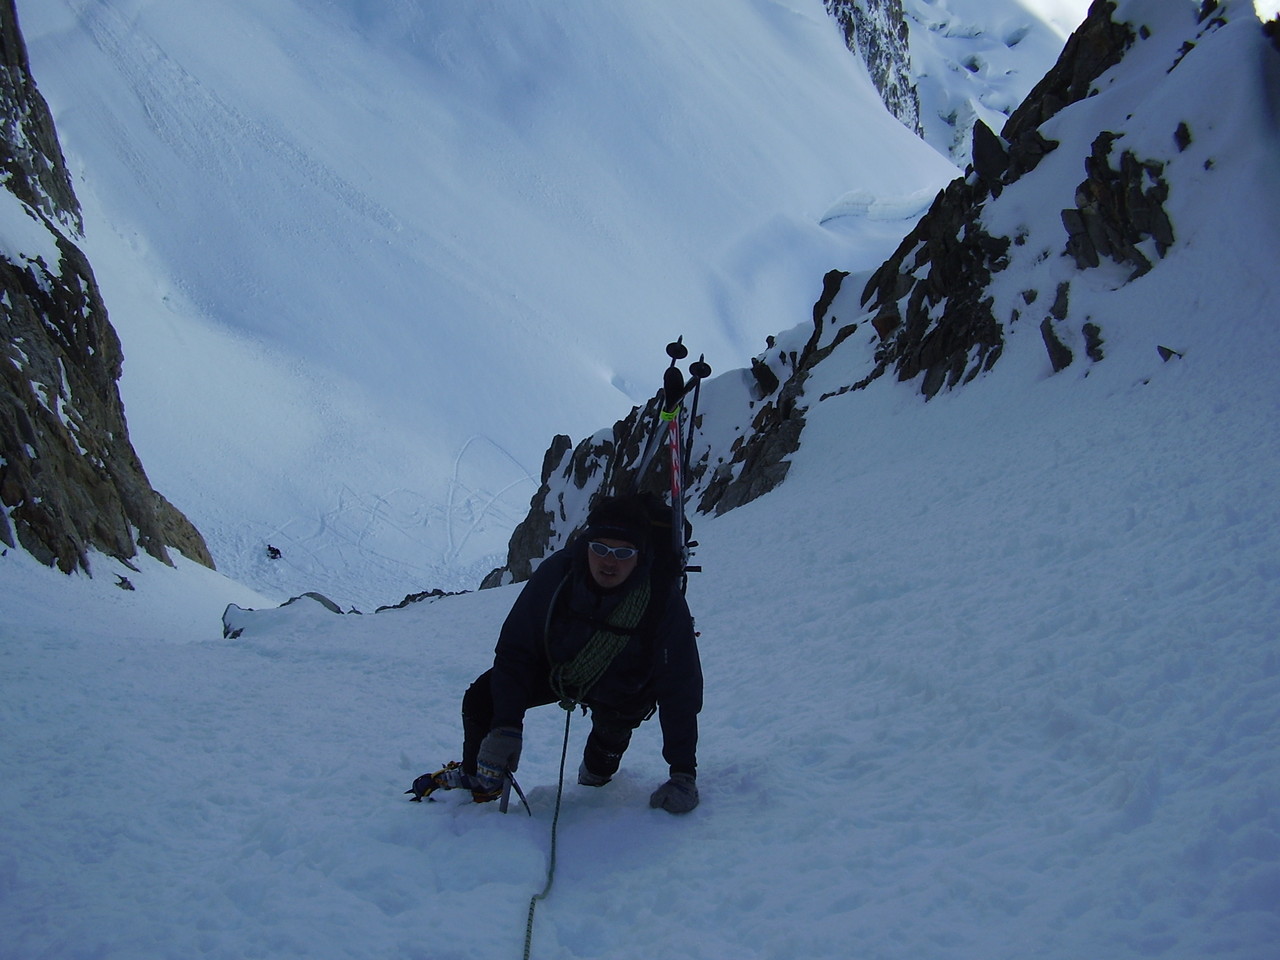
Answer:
461, 668, 652, 779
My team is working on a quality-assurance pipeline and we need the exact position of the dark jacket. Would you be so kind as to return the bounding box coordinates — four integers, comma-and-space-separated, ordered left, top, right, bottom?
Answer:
489, 538, 702, 775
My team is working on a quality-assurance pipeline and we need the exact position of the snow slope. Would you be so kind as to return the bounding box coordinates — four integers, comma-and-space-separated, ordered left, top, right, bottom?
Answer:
3, 3, 1279, 957
905, 0, 1092, 163
17, 0, 964, 606
10, 0, 1097, 607
2, 248, 1276, 958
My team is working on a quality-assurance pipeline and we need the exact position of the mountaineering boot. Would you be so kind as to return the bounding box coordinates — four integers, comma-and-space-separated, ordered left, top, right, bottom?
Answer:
580, 712, 636, 785
405, 761, 471, 801
469, 779, 504, 804
577, 760, 612, 787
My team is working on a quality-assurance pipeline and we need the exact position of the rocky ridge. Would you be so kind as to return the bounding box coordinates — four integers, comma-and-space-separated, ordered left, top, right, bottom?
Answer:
1, 0, 212, 574
483, 0, 1267, 588
825, 0, 923, 136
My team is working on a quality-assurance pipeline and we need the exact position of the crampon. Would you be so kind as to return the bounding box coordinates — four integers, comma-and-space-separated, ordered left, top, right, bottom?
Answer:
405, 761, 501, 803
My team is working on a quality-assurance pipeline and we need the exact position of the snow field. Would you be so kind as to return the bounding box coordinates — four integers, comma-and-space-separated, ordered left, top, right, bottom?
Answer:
3, 1, 1278, 957
2, 306, 1277, 958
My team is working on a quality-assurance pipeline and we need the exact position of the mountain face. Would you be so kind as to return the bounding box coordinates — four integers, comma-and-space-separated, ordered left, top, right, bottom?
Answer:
851, 1, 1140, 398
4, 0, 1266, 601
825, 0, 923, 135
13, 0, 965, 604
0, 1, 211, 574
485, 0, 1280, 587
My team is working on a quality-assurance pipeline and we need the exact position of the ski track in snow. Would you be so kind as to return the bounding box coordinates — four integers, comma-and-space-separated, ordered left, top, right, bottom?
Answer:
219, 432, 538, 608
74, 0, 401, 235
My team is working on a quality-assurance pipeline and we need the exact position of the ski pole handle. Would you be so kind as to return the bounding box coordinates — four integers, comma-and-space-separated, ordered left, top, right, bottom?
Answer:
662, 365, 687, 414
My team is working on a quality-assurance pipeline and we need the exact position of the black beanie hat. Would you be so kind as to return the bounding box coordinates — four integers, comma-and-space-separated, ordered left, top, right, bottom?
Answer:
582, 494, 651, 549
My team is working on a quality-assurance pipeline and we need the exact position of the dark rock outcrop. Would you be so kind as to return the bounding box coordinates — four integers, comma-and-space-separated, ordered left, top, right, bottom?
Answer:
1, 1, 212, 574
857, 175, 1011, 399
849, 3, 1140, 395
1002, 1, 1135, 142
0, 2, 80, 233
697, 387, 803, 517
482, 0, 1221, 587
1061, 132, 1175, 279
824, 0, 922, 136
480, 433, 577, 586
1266, 15, 1280, 54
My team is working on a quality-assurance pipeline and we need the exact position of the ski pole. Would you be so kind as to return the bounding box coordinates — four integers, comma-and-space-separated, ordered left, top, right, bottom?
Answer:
682, 354, 711, 476
632, 341, 691, 490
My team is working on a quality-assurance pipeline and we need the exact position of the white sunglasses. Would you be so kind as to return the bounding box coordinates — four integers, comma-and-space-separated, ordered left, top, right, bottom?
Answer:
588, 541, 639, 561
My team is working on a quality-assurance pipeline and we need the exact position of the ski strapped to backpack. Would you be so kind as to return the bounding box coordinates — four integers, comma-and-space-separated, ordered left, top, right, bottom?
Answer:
629, 336, 712, 592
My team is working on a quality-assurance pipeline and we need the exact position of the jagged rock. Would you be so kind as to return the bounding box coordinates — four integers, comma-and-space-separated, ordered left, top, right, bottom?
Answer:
1083, 322, 1105, 362
1174, 121, 1193, 152
859, 175, 1009, 399
971, 120, 1010, 194
699, 396, 803, 517
1003, 2, 1135, 141
1040, 283, 1076, 373
750, 357, 781, 397
790, 2, 1140, 404
1004, 127, 1062, 182
809, 269, 848, 339
997, 1, 1136, 181
1062, 132, 1174, 278
1040, 318, 1075, 373
0, 2, 80, 233
481, 433, 576, 587
1050, 282, 1070, 321
510, 0, 1150, 554
1, 1, 213, 574
1061, 207, 1100, 268
824, 0, 922, 135
480, 0, 1196, 585
374, 586, 466, 613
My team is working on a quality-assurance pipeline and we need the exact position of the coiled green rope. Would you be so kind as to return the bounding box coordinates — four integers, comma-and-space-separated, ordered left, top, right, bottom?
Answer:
548, 577, 651, 708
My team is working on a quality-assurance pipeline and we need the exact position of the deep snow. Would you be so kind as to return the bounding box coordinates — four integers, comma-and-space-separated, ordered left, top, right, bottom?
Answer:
3, 1, 1279, 958
2, 256, 1278, 957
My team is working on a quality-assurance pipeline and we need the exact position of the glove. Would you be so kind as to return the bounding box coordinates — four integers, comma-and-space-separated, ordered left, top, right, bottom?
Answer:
475, 726, 523, 795
649, 772, 698, 814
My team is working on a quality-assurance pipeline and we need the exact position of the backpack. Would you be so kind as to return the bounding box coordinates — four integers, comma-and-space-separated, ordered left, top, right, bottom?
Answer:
633, 490, 688, 593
